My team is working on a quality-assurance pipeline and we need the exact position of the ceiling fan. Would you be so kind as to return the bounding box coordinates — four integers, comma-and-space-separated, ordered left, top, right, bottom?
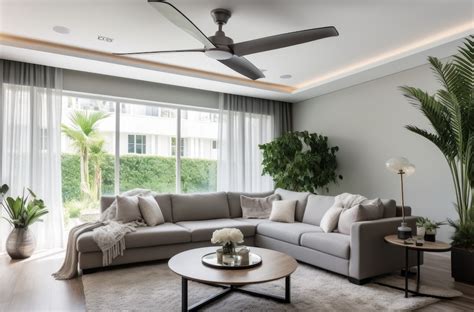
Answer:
115, 0, 339, 80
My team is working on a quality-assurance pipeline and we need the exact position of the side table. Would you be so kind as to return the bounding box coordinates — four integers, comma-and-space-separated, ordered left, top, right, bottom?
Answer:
382, 234, 451, 298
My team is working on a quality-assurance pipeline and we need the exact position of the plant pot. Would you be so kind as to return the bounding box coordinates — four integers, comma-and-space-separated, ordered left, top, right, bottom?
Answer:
6, 228, 36, 259
451, 247, 474, 284
424, 229, 436, 242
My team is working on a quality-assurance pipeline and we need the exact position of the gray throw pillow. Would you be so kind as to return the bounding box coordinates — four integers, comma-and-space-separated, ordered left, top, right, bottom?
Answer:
240, 194, 280, 219
337, 201, 383, 235
115, 195, 142, 223
360, 198, 385, 219
138, 195, 165, 226
269, 200, 297, 223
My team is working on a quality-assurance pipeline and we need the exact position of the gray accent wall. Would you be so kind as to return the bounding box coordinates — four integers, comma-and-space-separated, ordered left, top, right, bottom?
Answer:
63, 69, 220, 109
293, 62, 456, 242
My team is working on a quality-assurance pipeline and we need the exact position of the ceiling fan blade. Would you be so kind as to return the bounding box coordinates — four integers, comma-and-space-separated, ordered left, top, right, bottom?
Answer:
231, 26, 339, 56
114, 48, 205, 56
219, 56, 265, 80
148, 0, 216, 49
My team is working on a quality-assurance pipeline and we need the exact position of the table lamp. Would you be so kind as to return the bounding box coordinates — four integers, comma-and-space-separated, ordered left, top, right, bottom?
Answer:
385, 157, 415, 239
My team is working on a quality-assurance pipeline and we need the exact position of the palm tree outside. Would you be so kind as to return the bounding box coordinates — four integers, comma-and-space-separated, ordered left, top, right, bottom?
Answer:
61, 111, 110, 202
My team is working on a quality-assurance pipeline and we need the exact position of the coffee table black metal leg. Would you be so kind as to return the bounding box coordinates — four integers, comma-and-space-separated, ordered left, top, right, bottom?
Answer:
416, 250, 421, 294
182, 277, 188, 312
405, 247, 409, 298
285, 276, 291, 303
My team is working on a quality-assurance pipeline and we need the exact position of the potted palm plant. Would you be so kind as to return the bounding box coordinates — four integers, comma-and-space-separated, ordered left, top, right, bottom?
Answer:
0, 184, 49, 259
402, 36, 473, 284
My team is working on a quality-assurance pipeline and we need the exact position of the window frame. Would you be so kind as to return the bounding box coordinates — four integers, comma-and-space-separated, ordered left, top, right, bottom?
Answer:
61, 90, 218, 194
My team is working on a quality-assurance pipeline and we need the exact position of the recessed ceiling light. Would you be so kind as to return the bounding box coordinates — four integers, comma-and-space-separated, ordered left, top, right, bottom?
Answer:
280, 74, 292, 79
52, 25, 70, 34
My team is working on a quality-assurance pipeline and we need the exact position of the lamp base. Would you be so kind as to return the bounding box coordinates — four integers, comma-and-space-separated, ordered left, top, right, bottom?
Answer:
398, 222, 412, 240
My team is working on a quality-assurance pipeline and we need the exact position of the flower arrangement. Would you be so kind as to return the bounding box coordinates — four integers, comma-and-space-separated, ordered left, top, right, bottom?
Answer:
211, 228, 244, 254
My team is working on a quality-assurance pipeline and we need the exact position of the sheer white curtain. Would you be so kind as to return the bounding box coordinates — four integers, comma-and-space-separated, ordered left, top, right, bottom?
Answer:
0, 60, 64, 252
217, 94, 292, 192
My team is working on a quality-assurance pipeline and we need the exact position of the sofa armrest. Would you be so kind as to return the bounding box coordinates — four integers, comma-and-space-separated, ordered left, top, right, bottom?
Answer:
349, 216, 419, 280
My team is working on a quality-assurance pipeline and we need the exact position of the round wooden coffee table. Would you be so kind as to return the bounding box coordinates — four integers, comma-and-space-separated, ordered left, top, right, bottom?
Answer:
383, 234, 451, 298
168, 246, 298, 312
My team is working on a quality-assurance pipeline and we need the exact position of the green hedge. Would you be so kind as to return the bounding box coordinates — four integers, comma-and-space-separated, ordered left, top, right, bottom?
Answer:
61, 154, 217, 202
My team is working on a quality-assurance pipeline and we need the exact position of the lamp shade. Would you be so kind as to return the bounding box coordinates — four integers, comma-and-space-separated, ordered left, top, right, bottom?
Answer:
385, 157, 416, 176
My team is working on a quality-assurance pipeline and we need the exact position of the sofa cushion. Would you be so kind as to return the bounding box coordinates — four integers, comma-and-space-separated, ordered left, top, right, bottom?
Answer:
381, 199, 396, 218
171, 192, 230, 222
234, 218, 271, 226
77, 223, 191, 253
154, 194, 173, 222
275, 188, 310, 222
176, 219, 255, 242
227, 191, 275, 218
302, 194, 335, 226
300, 232, 351, 259
256, 221, 322, 245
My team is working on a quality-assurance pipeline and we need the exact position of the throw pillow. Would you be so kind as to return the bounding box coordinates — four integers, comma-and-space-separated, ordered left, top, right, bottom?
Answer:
100, 188, 152, 221
320, 206, 344, 233
115, 195, 142, 223
360, 198, 385, 219
240, 194, 280, 219
274, 188, 310, 222
269, 200, 297, 223
138, 195, 165, 226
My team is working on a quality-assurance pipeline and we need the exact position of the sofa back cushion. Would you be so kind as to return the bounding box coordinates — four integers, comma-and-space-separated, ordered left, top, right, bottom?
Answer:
155, 194, 173, 222
302, 194, 335, 226
381, 199, 396, 218
227, 191, 274, 218
171, 192, 230, 222
275, 188, 310, 222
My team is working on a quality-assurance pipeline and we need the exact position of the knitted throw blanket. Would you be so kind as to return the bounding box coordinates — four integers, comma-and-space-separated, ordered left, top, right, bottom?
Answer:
53, 189, 151, 280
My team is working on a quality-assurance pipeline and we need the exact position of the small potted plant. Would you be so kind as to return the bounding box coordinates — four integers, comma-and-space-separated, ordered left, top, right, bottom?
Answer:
0, 184, 49, 259
418, 218, 446, 242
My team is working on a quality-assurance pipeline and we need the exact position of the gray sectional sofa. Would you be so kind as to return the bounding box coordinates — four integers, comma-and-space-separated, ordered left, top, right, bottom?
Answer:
77, 189, 419, 284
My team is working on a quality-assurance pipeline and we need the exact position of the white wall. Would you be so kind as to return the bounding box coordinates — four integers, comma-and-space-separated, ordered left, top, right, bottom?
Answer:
293, 61, 457, 241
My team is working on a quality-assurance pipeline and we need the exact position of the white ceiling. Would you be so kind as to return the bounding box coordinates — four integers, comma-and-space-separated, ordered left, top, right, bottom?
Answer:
0, 0, 473, 102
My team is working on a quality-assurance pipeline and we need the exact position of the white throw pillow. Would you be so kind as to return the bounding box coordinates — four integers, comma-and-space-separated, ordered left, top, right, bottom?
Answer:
269, 200, 297, 223
320, 206, 343, 233
115, 195, 142, 223
138, 195, 165, 226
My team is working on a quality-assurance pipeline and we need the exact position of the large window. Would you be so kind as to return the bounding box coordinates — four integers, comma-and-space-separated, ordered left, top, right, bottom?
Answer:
180, 109, 218, 193
60, 93, 218, 223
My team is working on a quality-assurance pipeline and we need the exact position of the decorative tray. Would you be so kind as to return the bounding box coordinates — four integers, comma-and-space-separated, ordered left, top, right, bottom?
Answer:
201, 252, 262, 270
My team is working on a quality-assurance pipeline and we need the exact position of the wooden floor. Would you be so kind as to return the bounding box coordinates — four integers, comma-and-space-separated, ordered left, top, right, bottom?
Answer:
0, 250, 473, 311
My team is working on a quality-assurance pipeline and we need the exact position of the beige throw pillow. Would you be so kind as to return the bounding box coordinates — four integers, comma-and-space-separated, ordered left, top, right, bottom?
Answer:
320, 206, 343, 233
138, 195, 165, 226
240, 194, 280, 219
269, 200, 297, 223
115, 195, 142, 223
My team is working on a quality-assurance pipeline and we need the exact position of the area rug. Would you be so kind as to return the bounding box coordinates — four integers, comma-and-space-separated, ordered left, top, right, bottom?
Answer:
82, 262, 459, 311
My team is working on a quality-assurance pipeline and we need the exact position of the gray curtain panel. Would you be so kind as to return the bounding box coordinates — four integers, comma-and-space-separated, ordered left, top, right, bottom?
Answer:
217, 94, 292, 192
222, 93, 292, 137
